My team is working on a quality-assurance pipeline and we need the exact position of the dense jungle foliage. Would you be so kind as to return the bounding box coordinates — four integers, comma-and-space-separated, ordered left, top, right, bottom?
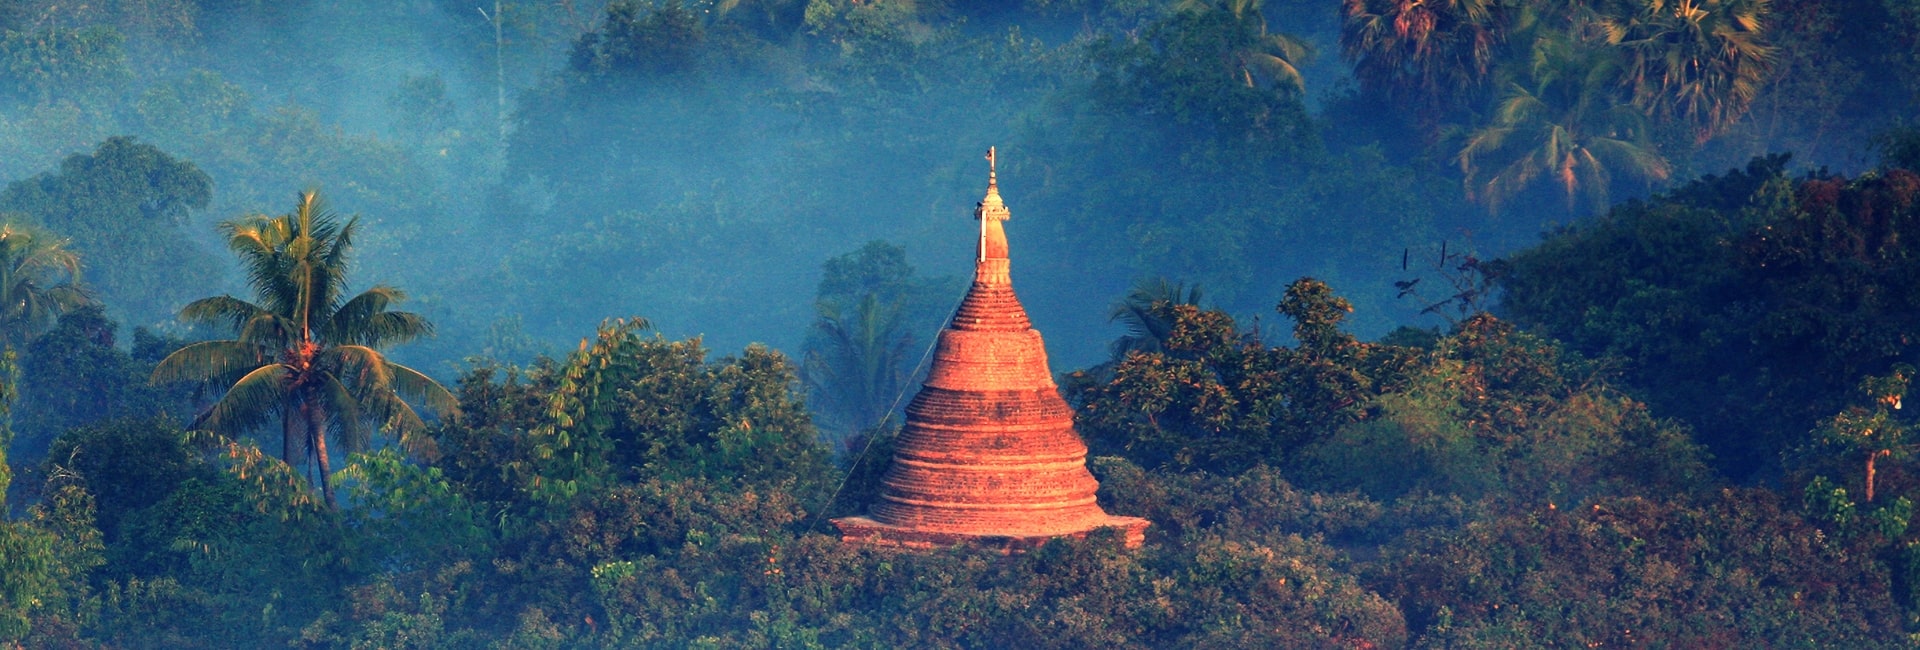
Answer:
3, 0, 1920, 647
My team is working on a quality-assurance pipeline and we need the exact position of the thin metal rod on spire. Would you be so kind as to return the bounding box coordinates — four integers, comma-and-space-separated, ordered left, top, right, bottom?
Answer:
980, 147, 994, 264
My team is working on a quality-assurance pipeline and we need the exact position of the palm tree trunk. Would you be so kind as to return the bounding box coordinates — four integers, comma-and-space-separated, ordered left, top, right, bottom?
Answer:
1868, 449, 1891, 503
282, 410, 299, 468
307, 400, 336, 509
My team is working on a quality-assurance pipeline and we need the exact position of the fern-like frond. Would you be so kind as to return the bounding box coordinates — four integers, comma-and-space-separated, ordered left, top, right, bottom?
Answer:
152, 340, 271, 385
358, 311, 435, 348
236, 312, 296, 348
180, 295, 266, 332
385, 361, 459, 417
325, 344, 394, 393
366, 389, 428, 437
317, 371, 371, 453
197, 364, 292, 434
1246, 51, 1306, 93
326, 287, 433, 347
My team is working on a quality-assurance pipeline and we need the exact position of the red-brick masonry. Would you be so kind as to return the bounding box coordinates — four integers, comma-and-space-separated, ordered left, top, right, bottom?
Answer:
832, 169, 1149, 552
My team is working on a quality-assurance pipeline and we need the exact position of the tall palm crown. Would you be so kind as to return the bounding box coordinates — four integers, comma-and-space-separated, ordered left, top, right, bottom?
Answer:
1341, 0, 1505, 121
0, 224, 88, 348
802, 293, 914, 446
1457, 34, 1672, 212
1181, 0, 1314, 94
152, 191, 455, 507
1108, 278, 1204, 361
1605, 0, 1774, 142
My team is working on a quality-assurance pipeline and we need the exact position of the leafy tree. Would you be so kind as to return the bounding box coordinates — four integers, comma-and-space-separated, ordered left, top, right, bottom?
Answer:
1087, 3, 1316, 143
0, 0, 201, 58
1307, 313, 1707, 502
388, 321, 840, 640
37, 418, 212, 575
0, 225, 73, 495
151, 191, 455, 508
397, 318, 843, 643
1072, 277, 1706, 500
80, 431, 346, 646
0, 137, 214, 326
0, 519, 57, 643
1068, 278, 1413, 474
0, 26, 132, 106
130, 70, 251, 144
1499, 159, 1920, 477
441, 318, 834, 506
1802, 367, 1916, 503
1790, 368, 1919, 556
569, 0, 706, 81
0, 349, 14, 505
12, 307, 191, 465
0, 483, 100, 647
336, 448, 491, 577
1374, 491, 1903, 646
715, 0, 812, 40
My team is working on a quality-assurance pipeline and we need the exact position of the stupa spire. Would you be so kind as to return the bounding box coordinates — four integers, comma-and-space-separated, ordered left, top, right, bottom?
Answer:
832, 151, 1149, 552
974, 147, 1011, 285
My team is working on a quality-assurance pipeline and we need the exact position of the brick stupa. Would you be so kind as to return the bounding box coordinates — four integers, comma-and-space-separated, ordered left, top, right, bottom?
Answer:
832, 149, 1150, 551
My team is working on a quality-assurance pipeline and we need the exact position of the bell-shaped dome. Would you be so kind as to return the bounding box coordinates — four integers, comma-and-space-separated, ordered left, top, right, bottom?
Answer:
833, 149, 1149, 550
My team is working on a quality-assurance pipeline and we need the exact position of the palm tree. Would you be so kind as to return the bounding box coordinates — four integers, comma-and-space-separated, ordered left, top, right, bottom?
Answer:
1341, 0, 1505, 120
1108, 278, 1204, 361
1457, 34, 1671, 213
1603, 0, 1774, 142
801, 292, 914, 447
151, 191, 455, 508
0, 224, 89, 349
1180, 0, 1314, 94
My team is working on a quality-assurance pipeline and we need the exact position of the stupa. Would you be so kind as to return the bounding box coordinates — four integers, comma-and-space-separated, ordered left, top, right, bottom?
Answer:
832, 149, 1150, 550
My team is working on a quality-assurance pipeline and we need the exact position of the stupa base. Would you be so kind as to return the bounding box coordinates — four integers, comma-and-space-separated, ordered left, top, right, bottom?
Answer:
831, 515, 1149, 552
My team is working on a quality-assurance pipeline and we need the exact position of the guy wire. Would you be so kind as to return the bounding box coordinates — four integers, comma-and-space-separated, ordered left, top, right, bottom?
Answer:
805, 289, 967, 534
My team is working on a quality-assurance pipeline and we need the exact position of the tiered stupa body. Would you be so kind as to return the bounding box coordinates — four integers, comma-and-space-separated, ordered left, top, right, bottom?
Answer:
833, 150, 1149, 550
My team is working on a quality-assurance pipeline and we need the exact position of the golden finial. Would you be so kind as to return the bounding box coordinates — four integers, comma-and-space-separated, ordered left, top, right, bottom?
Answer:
974, 147, 1011, 274
976, 147, 1009, 223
